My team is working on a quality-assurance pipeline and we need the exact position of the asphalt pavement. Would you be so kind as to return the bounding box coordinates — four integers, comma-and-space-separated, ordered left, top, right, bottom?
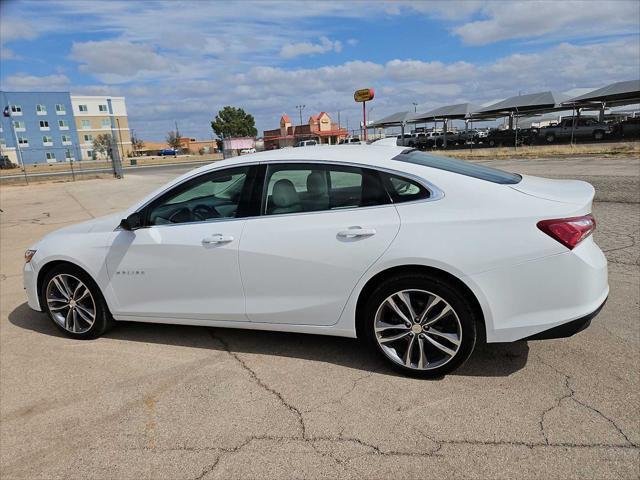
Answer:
0, 154, 638, 479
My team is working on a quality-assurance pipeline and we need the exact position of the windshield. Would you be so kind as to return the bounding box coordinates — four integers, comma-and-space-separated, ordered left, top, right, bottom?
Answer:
392, 150, 522, 185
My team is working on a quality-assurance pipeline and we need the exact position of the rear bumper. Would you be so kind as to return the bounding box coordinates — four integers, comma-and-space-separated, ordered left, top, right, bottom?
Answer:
468, 237, 608, 343
524, 297, 607, 340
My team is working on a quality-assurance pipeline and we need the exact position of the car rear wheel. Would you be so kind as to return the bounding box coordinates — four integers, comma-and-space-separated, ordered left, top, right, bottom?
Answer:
363, 274, 477, 378
42, 265, 113, 339
593, 130, 604, 141
545, 133, 555, 143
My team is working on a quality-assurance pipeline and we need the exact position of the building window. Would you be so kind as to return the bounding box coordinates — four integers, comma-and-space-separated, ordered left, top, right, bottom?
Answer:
10, 105, 22, 115
55, 104, 66, 115
61, 135, 72, 145
81, 119, 91, 129
0, 138, 5, 146
87, 150, 94, 159
98, 104, 108, 112
83, 134, 93, 143
101, 118, 111, 128
42, 135, 54, 146
13, 121, 26, 131
45, 152, 56, 161
36, 104, 47, 115
65, 150, 74, 161
58, 120, 69, 130
78, 104, 88, 112
18, 136, 29, 146
39, 120, 50, 130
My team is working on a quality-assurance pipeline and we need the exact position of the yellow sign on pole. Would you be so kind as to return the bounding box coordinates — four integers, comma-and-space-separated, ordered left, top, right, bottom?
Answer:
354, 88, 375, 102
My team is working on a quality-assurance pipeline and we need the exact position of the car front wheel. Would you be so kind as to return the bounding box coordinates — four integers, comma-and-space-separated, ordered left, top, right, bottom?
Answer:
363, 274, 477, 377
42, 265, 113, 339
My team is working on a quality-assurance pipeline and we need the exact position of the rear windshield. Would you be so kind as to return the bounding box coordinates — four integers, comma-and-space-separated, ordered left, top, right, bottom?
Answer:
392, 150, 522, 185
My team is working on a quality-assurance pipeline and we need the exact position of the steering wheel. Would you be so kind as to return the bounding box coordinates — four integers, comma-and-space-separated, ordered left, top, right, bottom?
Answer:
192, 204, 220, 221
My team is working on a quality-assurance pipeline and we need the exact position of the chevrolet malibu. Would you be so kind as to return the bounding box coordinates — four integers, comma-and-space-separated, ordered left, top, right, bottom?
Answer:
23, 146, 608, 377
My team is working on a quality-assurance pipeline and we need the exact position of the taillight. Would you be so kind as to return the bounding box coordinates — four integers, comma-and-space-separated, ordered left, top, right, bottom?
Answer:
537, 214, 596, 250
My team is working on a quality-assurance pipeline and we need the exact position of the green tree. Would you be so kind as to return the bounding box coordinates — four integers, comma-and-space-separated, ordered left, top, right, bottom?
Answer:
166, 130, 182, 150
211, 106, 258, 141
92, 134, 113, 160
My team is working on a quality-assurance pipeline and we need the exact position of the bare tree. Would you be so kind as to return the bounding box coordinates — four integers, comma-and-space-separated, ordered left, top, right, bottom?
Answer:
166, 130, 182, 151
92, 134, 113, 160
131, 131, 145, 156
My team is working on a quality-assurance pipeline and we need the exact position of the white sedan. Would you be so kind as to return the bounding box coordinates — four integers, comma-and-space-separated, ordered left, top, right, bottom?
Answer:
23, 146, 608, 377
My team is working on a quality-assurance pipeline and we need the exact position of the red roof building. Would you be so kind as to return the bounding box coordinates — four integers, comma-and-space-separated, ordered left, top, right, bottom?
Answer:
263, 112, 348, 149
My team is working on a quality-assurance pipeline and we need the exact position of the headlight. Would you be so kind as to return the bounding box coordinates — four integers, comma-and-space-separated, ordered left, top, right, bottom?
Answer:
24, 249, 37, 263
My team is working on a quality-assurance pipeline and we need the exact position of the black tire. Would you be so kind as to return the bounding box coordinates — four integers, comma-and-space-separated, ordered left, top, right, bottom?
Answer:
545, 133, 555, 143
488, 139, 496, 147
362, 274, 477, 378
593, 130, 604, 141
41, 264, 114, 339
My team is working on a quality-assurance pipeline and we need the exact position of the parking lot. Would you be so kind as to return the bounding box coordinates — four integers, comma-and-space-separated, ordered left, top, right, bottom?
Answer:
1, 154, 638, 479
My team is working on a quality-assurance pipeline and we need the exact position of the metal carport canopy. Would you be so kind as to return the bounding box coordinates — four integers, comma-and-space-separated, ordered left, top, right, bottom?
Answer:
562, 79, 640, 107
368, 111, 412, 145
407, 102, 483, 122
368, 110, 413, 128
469, 91, 572, 119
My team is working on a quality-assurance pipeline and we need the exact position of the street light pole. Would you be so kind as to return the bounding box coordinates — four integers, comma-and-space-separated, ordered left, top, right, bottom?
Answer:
412, 102, 418, 112
295, 104, 305, 125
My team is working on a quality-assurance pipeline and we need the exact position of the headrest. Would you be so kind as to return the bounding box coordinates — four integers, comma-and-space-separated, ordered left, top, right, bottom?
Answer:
272, 179, 299, 207
306, 171, 328, 197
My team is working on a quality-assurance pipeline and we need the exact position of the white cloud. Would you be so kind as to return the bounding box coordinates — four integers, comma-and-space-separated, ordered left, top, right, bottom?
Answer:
280, 37, 342, 58
69, 40, 170, 83
1, 73, 70, 91
452, 1, 640, 45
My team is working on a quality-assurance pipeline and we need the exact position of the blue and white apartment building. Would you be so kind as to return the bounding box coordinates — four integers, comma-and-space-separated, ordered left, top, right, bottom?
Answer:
0, 91, 130, 165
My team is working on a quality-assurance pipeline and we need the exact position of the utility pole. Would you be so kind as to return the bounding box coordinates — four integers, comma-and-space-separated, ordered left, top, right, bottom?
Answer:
412, 102, 418, 112
295, 105, 305, 125
337, 111, 341, 129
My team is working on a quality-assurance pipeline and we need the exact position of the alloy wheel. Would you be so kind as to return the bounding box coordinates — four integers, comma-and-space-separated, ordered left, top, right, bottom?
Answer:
46, 274, 96, 334
374, 289, 462, 371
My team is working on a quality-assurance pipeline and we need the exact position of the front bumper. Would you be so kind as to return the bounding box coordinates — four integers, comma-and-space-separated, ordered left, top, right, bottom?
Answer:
23, 261, 42, 311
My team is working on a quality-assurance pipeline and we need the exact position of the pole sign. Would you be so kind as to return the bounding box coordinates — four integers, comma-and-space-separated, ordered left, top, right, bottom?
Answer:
354, 88, 375, 102
354, 88, 374, 140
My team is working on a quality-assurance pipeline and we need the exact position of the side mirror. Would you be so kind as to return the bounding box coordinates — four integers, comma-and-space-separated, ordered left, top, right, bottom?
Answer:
119, 212, 142, 231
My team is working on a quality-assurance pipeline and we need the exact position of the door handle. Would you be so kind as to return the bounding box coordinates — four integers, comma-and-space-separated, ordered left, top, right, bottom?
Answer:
202, 234, 234, 245
337, 227, 377, 239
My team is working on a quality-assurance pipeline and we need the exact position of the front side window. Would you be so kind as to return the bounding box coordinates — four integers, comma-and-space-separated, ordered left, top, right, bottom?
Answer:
263, 163, 389, 216
146, 167, 250, 225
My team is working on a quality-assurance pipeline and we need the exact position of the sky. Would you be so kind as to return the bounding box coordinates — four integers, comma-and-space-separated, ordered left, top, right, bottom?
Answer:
1, 0, 639, 140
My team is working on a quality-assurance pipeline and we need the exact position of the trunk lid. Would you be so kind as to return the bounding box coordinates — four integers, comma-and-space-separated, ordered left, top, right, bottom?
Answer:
510, 174, 595, 206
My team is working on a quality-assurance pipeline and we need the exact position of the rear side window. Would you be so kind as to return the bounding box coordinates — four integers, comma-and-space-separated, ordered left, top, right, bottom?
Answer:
263, 163, 389, 215
393, 150, 521, 184
382, 173, 430, 203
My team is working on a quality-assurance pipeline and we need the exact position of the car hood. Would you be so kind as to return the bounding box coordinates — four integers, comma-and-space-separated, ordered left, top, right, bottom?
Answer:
48, 212, 124, 236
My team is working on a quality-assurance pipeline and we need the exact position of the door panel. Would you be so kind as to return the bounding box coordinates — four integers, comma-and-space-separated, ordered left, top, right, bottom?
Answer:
106, 220, 247, 321
240, 206, 400, 325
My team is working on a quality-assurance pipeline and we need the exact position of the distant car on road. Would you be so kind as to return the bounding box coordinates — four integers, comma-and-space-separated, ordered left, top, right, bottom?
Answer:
295, 140, 318, 147
158, 149, 178, 157
540, 117, 610, 143
338, 137, 362, 145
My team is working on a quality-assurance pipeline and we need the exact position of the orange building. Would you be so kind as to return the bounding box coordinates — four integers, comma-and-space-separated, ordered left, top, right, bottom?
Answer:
264, 112, 348, 149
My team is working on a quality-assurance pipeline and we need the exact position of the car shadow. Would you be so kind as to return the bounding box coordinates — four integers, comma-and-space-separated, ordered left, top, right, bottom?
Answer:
8, 303, 529, 378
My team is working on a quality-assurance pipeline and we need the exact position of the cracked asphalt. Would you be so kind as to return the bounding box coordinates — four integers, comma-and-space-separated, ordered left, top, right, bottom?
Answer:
1, 154, 638, 479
